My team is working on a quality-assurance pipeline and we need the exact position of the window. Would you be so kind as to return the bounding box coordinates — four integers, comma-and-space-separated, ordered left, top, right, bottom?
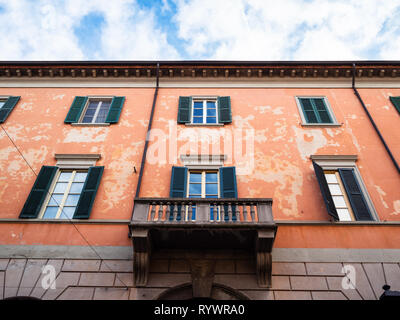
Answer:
0, 96, 20, 123
296, 97, 338, 125
39, 170, 88, 219
64, 96, 125, 125
19, 155, 104, 220
312, 156, 376, 221
192, 100, 218, 124
80, 98, 112, 124
177, 96, 232, 124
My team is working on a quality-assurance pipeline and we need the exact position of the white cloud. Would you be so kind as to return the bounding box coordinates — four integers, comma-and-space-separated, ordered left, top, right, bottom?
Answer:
173, 0, 400, 60
0, 0, 180, 60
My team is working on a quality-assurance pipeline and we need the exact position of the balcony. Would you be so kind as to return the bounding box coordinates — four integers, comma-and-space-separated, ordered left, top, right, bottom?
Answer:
129, 198, 277, 288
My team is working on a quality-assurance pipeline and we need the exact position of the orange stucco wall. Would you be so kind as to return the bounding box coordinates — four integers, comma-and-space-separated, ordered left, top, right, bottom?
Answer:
0, 85, 399, 249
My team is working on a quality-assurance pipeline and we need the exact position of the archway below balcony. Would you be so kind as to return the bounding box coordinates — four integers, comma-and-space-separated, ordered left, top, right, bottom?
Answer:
156, 283, 249, 300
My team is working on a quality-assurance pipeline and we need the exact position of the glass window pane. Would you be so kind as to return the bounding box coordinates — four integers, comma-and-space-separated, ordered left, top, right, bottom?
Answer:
193, 117, 203, 124
70, 182, 84, 193
81, 115, 93, 123
189, 195, 201, 198
206, 117, 216, 124
190, 173, 202, 183
74, 172, 88, 182
43, 207, 58, 219
95, 101, 111, 123
65, 194, 80, 206
189, 183, 201, 195
337, 209, 352, 221
207, 108, 216, 116
53, 182, 68, 193
59, 207, 75, 219
58, 172, 72, 182
325, 174, 337, 183
193, 101, 203, 108
207, 101, 216, 108
328, 184, 342, 196
0, 101, 5, 109
332, 196, 347, 208
206, 195, 218, 199
87, 101, 98, 109
48, 194, 64, 206
193, 108, 203, 116
206, 173, 218, 183
206, 183, 218, 195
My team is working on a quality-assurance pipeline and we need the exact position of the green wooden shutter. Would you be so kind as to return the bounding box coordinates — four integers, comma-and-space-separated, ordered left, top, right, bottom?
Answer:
64, 96, 88, 123
19, 166, 58, 219
169, 166, 188, 198
389, 96, 400, 115
0, 96, 20, 123
73, 166, 104, 219
218, 96, 232, 123
169, 166, 188, 221
338, 169, 373, 221
314, 98, 332, 123
105, 96, 125, 123
219, 166, 238, 221
312, 161, 339, 221
177, 96, 192, 123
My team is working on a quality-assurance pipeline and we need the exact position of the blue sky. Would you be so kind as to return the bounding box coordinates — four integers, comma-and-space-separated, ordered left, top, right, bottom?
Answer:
0, 0, 400, 61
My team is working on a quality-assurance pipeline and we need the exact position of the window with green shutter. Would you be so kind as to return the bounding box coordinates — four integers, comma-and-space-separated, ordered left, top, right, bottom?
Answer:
65, 96, 125, 124
297, 97, 337, 124
177, 96, 232, 125
20, 166, 103, 220
0, 96, 20, 123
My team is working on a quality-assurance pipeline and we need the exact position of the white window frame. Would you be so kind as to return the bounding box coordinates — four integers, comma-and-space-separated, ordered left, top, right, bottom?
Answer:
78, 96, 113, 124
295, 96, 341, 126
311, 155, 378, 221
189, 96, 220, 125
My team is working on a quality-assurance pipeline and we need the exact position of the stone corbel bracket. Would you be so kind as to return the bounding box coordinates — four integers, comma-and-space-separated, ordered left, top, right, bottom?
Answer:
255, 230, 275, 288
131, 228, 151, 287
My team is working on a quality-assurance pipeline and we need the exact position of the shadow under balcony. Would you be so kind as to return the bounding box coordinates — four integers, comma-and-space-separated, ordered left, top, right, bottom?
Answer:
129, 198, 277, 289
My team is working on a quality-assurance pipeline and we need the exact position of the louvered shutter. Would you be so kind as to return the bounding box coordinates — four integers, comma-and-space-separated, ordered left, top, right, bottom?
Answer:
19, 166, 58, 219
73, 166, 104, 219
0, 96, 20, 123
105, 96, 125, 123
169, 166, 188, 221
389, 96, 400, 115
219, 166, 238, 221
312, 161, 339, 221
218, 96, 232, 123
64, 96, 88, 123
338, 169, 373, 221
177, 96, 192, 123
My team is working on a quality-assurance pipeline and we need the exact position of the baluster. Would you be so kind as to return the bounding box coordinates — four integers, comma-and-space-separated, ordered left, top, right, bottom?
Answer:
235, 204, 240, 222
212, 202, 217, 222
188, 202, 193, 221
173, 202, 178, 221
228, 202, 233, 222
243, 203, 248, 222
220, 202, 225, 222
250, 203, 255, 222
166, 202, 170, 221
150, 202, 156, 221
157, 202, 163, 221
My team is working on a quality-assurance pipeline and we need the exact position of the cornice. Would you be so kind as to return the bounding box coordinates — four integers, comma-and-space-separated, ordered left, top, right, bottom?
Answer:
1, 62, 400, 80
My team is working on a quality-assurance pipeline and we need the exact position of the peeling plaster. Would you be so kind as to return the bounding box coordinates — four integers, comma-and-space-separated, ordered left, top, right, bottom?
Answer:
292, 126, 328, 161
391, 200, 400, 216
375, 185, 389, 209
63, 127, 108, 143
53, 94, 65, 100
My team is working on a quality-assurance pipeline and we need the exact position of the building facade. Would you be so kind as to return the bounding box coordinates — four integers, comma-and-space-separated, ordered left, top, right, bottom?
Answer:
0, 61, 399, 300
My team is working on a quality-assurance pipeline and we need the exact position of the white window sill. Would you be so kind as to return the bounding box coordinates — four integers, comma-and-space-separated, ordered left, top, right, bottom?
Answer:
300, 122, 342, 127
71, 123, 110, 127
185, 123, 224, 127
